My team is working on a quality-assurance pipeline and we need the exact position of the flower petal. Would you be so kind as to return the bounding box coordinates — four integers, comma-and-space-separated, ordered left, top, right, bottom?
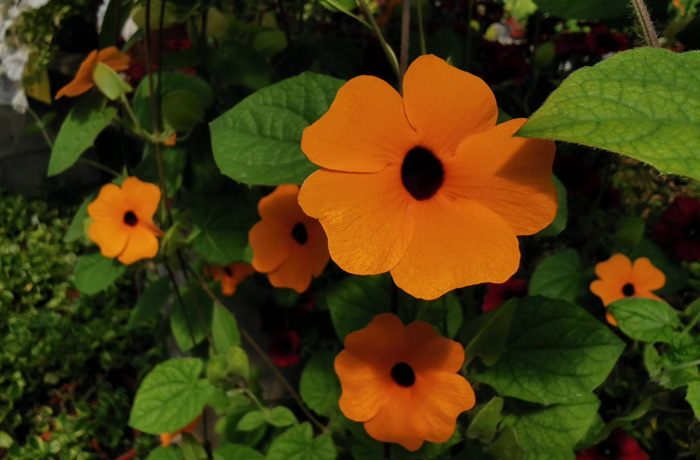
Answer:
302, 76, 417, 173
344, 313, 407, 369
266, 244, 313, 293
594, 254, 633, 287
87, 183, 127, 221
250, 221, 292, 273
606, 310, 618, 327
97, 46, 130, 71
632, 257, 666, 292
590, 279, 623, 307
258, 185, 306, 229
402, 55, 498, 157
362, 388, 426, 451
118, 226, 159, 264
55, 50, 98, 99
121, 176, 161, 221
445, 119, 557, 235
336, 350, 392, 422
390, 197, 520, 300
299, 168, 415, 275
88, 220, 128, 258
301, 217, 330, 277
405, 321, 464, 374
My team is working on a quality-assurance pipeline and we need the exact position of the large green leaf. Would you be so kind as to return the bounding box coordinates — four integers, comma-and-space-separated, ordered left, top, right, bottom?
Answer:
471, 297, 624, 405
129, 358, 215, 434
211, 305, 241, 353
300, 351, 341, 417
519, 48, 700, 182
323, 275, 390, 341
170, 285, 213, 352
529, 249, 582, 303
462, 299, 517, 366
608, 298, 681, 343
532, 0, 629, 19
266, 423, 337, 460
63, 194, 93, 243
74, 252, 125, 295
210, 72, 344, 186
48, 94, 117, 176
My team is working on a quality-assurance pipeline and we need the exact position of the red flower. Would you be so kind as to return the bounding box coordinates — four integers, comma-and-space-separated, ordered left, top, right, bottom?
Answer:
576, 429, 648, 460
167, 39, 192, 51
482, 277, 528, 312
655, 197, 700, 262
269, 329, 301, 367
586, 25, 628, 56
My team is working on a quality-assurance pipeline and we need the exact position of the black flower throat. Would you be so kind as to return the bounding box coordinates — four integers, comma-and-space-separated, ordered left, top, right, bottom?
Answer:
123, 211, 138, 226
292, 222, 308, 245
391, 362, 415, 387
401, 147, 444, 201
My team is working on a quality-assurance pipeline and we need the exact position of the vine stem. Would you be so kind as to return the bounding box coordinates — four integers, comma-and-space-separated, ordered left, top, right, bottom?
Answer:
183, 262, 328, 434
631, 0, 660, 47
357, 0, 400, 80
164, 262, 198, 348
399, 0, 411, 89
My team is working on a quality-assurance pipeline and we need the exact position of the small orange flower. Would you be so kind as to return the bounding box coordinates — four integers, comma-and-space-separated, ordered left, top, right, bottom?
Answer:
55, 47, 130, 99
205, 262, 254, 296
299, 55, 557, 300
335, 313, 475, 451
87, 177, 164, 265
160, 414, 201, 447
590, 254, 666, 326
249, 185, 330, 293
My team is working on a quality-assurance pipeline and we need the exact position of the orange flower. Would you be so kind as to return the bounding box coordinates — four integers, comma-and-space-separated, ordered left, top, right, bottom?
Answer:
298, 55, 557, 300
590, 254, 666, 326
160, 414, 201, 447
249, 185, 330, 293
335, 313, 475, 451
87, 177, 164, 265
205, 262, 254, 296
55, 47, 130, 99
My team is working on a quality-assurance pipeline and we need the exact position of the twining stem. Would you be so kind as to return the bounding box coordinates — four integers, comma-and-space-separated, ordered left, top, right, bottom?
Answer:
26, 106, 53, 148
630, 0, 660, 47
357, 0, 400, 79
77, 158, 122, 178
416, 0, 426, 55
682, 307, 700, 335
183, 263, 328, 434
164, 262, 198, 347
325, 0, 370, 28
399, 0, 411, 88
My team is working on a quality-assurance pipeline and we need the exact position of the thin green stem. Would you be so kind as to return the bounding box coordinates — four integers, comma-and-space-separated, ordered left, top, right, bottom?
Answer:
76, 158, 121, 178
324, 0, 370, 27
399, 0, 411, 89
416, 0, 426, 55
357, 0, 400, 80
26, 107, 53, 149
631, 0, 660, 47
682, 307, 700, 335
664, 359, 700, 372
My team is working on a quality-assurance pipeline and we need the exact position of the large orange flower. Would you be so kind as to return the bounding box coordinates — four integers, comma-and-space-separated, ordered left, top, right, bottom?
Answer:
160, 414, 201, 447
590, 254, 666, 326
249, 185, 330, 293
55, 47, 130, 99
205, 262, 254, 296
87, 177, 163, 265
298, 55, 557, 300
335, 313, 475, 451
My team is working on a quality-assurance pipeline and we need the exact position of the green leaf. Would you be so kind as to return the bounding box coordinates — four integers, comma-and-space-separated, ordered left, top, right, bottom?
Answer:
531, 0, 629, 19
320, 0, 357, 12
74, 252, 126, 295
300, 351, 341, 417
266, 423, 337, 460
529, 249, 582, 303
64, 195, 93, 242
398, 292, 463, 339
268, 406, 298, 427
253, 29, 288, 57
48, 94, 117, 176
686, 382, 700, 420
485, 426, 522, 460
471, 296, 624, 405
467, 397, 504, 443
225, 346, 250, 380
462, 298, 517, 366
324, 275, 390, 341
576, 398, 652, 449
608, 298, 681, 343
210, 72, 344, 186
129, 358, 215, 434
213, 444, 264, 460
162, 89, 204, 132
505, 394, 600, 455
128, 277, 172, 329
93, 61, 133, 100
537, 176, 567, 237
212, 305, 241, 353
136, 144, 187, 197
615, 217, 646, 248
171, 285, 213, 352
237, 411, 267, 431
519, 48, 700, 182
145, 446, 184, 460
182, 434, 207, 460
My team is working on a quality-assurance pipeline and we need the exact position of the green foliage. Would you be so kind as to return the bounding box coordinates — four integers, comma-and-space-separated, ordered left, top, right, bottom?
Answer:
74, 251, 126, 295
608, 298, 682, 343
462, 299, 517, 366
467, 397, 504, 444
265, 423, 337, 460
531, 0, 629, 19
212, 305, 241, 353
128, 276, 173, 330
529, 249, 582, 303
537, 176, 568, 237
300, 351, 341, 417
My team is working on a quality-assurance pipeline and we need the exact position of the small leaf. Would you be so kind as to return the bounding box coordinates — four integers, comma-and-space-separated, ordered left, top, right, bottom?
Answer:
615, 217, 645, 248
162, 89, 204, 131
686, 382, 700, 420
213, 444, 264, 460
529, 249, 582, 303
467, 397, 504, 443
537, 176, 567, 237
266, 423, 337, 460
92, 61, 132, 100
237, 411, 267, 431
462, 298, 517, 366
608, 298, 681, 343
210, 72, 344, 186
268, 406, 298, 427
129, 358, 215, 434
531, 0, 629, 19
519, 48, 700, 183
170, 285, 213, 352
324, 275, 390, 341
128, 277, 172, 329
74, 252, 125, 295
48, 94, 117, 176
226, 346, 250, 380
212, 305, 241, 353
253, 29, 288, 57
64, 195, 93, 242
300, 351, 341, 417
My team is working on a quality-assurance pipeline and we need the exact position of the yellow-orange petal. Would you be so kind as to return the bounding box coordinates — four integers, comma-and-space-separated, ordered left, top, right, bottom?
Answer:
606, 310, 619, 327
249, 221, 292, 273
632, 257, 666, 292
590, 279, 623, 307
336, 350, 392, 422
595, 254, 633, 286
97, 46, 130, 71
221, 277, 237, 296
402, 55, 498, 157
301, 75, 418, 173
88, 219, 128, 258
299, 168, 415, 275
343, 313, 407, 369
258, 185, 306, 229
404, 321, 464, 374
266, 244, 312, 293
55, 50, 99, 99
160, 433, 174, 447
445, 119, 557, 235
362, 388, 425, 451
390, 197, 520, 300
117, 226, 159, 264
87, 183, 128, 221
301, 217, 330, 277
121, 177, 161, 221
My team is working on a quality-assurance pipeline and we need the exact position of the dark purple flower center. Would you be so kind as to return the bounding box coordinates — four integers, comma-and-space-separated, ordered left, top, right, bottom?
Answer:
123, 211, 138, 227
292, 223, 308, 245
401, 147, 444, 201
622, 283, 635, 297
391, 362, 415, 387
